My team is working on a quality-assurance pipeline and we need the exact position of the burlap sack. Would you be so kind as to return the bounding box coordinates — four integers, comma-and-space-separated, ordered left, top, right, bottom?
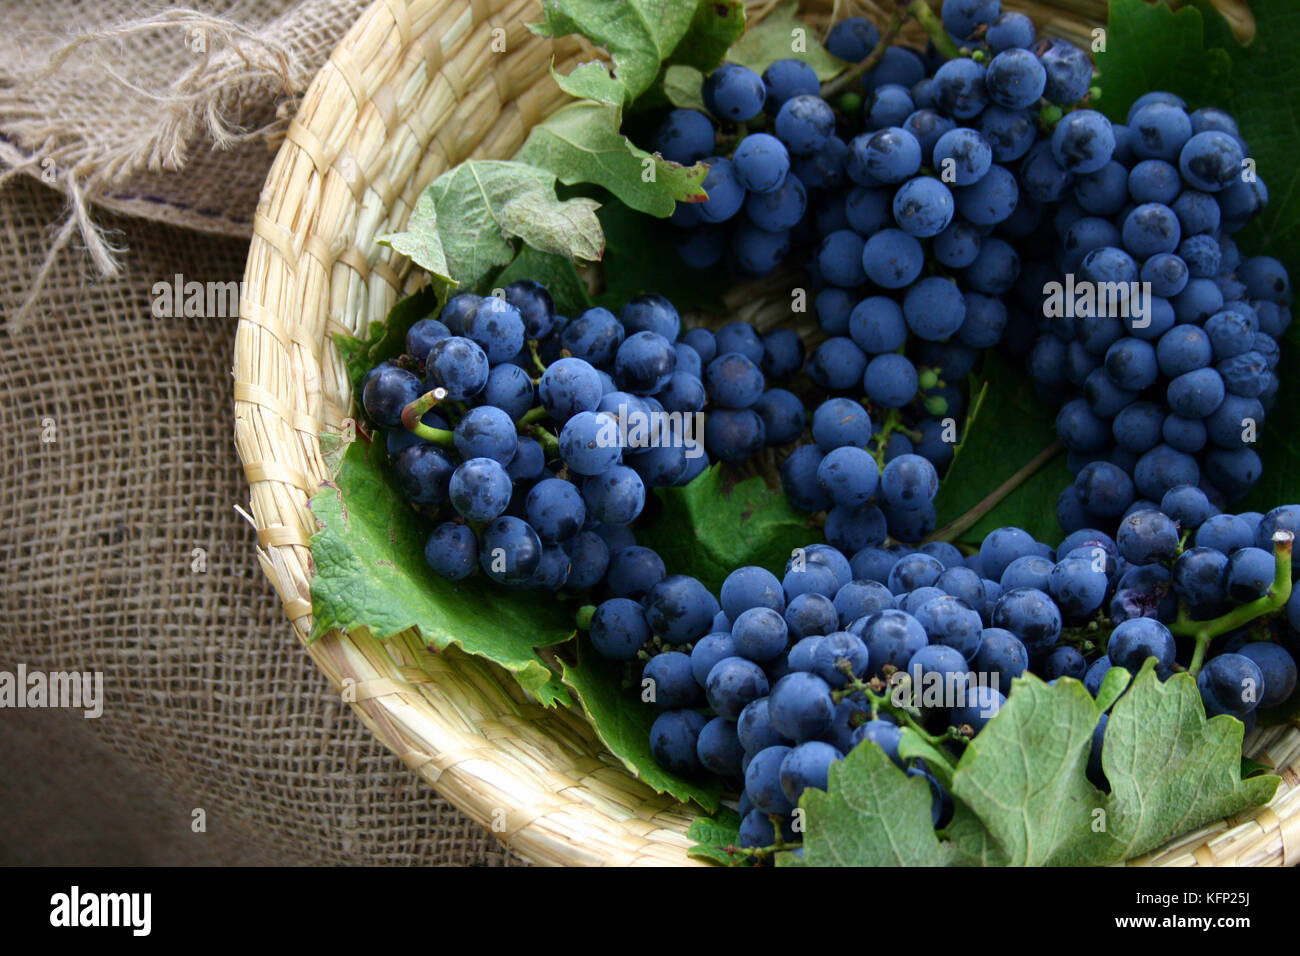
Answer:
0, 0, 524, 864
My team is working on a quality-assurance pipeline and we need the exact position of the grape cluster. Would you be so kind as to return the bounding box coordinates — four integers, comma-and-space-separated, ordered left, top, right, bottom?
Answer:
604, 497, 1298, 849
1003, 89, 1292, 522
361, 281, 810, 592
650, 5, 1112, 539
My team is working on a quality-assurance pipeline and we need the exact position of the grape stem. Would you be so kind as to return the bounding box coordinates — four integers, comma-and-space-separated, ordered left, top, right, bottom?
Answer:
906, 0, 962, 60
400, 387, 455, 446
518, 405, 550, 427
820, 7, 906, 100
529, 424, 560, 460
1174, 531, 1294, 676
528, 340, 548, 377
925, 439, 1065, 544
832, 671, 959, 770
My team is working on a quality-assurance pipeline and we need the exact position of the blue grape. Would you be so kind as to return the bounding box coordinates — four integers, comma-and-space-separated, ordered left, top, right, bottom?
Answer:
779, 741, 843, 803
1198, 653, 1265, 718
703, 63, 766, 121
986, 48, 1046, 110
762, 58, 820, 112
582, 465, 645, 525
861, 228, 924, 287
646, 574, 719, 645
698, 157, 746, 223
425, 521, 478, 580
774, 94, 835, 155
768, 672, 836, 742
650, 709, 708, 775
448, 457, 512, 521
1051, 109, 1114, 174
864, 353, 919, 408
955, 164, 1019, 225
991, 587, 1062, 651
754, 388, 806, 445
826, 16, 881, 61
478, 515, 542, 586
653, 109, 715, 165
892, 176, 955, 237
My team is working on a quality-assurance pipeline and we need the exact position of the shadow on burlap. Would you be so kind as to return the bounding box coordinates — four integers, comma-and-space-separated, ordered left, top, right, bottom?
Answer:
0, 176, 525, 865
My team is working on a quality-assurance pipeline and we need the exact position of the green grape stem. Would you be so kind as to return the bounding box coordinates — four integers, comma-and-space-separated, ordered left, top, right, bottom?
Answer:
832, 670, 959, 770
905, 0, 962, 60
400, 388, 455, 446
517, 405, 550, 427
529, 423, 560, 459
1174, 531, 1294, 676
528, 340, 548, 377
820, 8, 907, 100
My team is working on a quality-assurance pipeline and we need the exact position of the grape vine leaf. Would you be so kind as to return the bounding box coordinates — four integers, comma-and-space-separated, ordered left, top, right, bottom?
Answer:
552, 60, 626, 107
636, 463, 817, 595
663, 64, 708, 111
1052, 662, 1278, 864
685, 807, 744, 865
781, 739, 954, 866
594, 198, 726, 312
377, 193, 454, 287
561, 646, 721, 811
531, 0, 700, 104
797, 664, 1278, 865
726, 1, 847, 81
669, 0, 747, 74
939, 675, 1103, 866
308, 439, 576, 707
931, 351, 1072, 547
383, 160, 603, 292
1093, 0, 1232, 120
517, 100, 709, 217
492, 245, 594, 318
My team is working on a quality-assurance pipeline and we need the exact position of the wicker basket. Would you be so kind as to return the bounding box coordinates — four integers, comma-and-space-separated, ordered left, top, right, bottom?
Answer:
234, 0, 1300, 865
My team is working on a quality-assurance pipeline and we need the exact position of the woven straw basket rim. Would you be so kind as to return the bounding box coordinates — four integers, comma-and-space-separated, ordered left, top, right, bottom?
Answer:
234, 0, 1300, 866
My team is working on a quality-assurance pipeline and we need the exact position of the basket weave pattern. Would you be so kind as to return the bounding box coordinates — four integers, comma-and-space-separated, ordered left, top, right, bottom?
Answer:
235, 0, 1300, 865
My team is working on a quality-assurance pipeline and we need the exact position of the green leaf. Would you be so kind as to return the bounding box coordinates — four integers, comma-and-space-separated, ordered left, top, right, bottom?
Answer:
334, 284, 441, 399
389, 160, 603, 291
943, 674, 1100, 866
1093, 0, 1232, 121
726, 1, 847, 81
531, 0, 698, 103
517, 100, 708, 217
636, 463, 816, 595
663, 64, 707, 111
1055, 662, 1279, 864
801, 664, 1278, 865
931, 351, 1072, 547
1093, 664, 1133, 716
552, 60, 626, 106
595, 199, 725, 312
308, 440, 576, 707
791, 739, 955, 866
492, 245, 594, 318
561, 647, 721, 811
377, 193, 455, 286
685, 808, 744, 865
670, 0, 747, 72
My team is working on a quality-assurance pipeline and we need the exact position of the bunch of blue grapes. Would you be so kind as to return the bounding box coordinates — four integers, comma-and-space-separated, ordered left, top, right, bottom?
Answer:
586, 497, 1299, 853
360, 280, 807, 591
650, 0, 1106, 538
1001, 88, 1291, 526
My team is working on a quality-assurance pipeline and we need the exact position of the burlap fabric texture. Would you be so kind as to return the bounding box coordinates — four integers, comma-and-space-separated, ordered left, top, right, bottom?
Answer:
0, 1, 524, 864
